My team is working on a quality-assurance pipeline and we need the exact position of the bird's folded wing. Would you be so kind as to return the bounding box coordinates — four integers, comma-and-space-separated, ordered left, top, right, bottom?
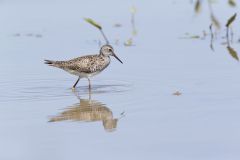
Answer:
63, 55, 106, 73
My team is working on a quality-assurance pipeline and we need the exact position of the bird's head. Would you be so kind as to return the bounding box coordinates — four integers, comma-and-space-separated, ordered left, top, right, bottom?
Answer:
100, 45, 123, 64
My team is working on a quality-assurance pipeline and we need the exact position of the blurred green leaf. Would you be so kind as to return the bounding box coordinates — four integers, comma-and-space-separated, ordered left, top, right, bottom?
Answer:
190, 35, 201, 39
195, 0, 201, 13
211, 14, 221, 29
227, 46, 239, 61
179, 34, 201, 39
130, 6, 137, 14
132, 29, 137, 36
124, 38, 133, 46
228, 0, 236, 7
226, 13, 237, 27
84, 18, 102, 30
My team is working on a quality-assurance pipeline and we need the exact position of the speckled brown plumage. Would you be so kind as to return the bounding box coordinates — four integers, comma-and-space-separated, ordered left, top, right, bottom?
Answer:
45, 54, 110, 75
44, 45, 123, 89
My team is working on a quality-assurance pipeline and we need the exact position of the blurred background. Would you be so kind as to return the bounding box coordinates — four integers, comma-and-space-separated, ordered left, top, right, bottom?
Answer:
1, 0, 240, 160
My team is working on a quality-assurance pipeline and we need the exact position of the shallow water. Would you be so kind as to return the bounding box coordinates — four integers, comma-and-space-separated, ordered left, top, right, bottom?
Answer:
1, 1, 240, 160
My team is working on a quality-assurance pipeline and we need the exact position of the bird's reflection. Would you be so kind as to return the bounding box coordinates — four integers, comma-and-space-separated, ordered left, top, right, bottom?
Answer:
49, 90, 119, 132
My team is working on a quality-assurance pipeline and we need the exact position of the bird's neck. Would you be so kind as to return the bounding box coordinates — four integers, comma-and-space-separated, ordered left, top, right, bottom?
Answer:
99, 53, 109, 59
99, 51, 104, 56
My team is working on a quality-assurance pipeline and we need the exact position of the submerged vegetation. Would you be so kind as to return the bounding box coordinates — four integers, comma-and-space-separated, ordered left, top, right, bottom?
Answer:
84, 6, 137, 47
187, 1, 240, 61
193, 0, 237, 29
84, 18, 109, 44
124, 6, 137, 47
225, 13, 237, 44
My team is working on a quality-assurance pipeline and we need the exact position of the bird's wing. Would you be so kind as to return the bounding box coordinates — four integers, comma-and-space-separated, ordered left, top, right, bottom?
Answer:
63, 55, 109, 73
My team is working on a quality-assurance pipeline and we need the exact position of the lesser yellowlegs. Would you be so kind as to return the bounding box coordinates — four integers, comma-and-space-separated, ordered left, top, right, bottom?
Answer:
44, 45, 123, 89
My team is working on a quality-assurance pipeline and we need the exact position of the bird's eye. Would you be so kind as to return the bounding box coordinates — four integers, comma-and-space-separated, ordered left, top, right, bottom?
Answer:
108, 48, 112, 52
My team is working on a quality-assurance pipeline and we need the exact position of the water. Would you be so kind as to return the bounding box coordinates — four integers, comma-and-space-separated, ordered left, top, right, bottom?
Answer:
1, 1, 240, 160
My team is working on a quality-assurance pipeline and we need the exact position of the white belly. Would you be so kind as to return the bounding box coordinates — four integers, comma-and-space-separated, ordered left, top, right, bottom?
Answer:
66, 69, 102, 78
78, 71, 102, 78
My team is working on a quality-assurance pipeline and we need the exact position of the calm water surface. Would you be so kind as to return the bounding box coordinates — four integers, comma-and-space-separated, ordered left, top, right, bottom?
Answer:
1, 1, 240, 160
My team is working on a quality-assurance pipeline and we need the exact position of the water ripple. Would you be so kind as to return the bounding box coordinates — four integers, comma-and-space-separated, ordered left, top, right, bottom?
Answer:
0, 78, 132, 103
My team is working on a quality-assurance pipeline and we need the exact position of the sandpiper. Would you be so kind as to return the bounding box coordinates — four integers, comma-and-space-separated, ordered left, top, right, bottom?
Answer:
44, 45, 123, 89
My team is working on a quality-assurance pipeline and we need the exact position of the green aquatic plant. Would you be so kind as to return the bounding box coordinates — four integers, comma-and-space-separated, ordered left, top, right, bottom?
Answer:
224, 13, 238, 61
228, 0, 237, 7
226, 13, 237, 28
185, 1, 240, 61
194, 0, 201, 14
123, 6, 138, 47
193, 0, 237, 29
84, 18, 109, 44
124, 38, 133, 46
210, 13, 220, 29
84, 6, 138, 47
194, 0, 220, 29
179, 32, 205, 39
227, 46, 239, 61
226, 13, 237, 43
130, 6, 137, 36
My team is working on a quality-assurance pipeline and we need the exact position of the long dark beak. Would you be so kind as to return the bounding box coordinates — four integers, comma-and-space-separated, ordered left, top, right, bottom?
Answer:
113, 53, 123, 64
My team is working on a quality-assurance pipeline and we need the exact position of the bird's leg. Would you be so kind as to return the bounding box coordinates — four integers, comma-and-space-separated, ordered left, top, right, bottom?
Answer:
72, 77, 80, 90
88, 86, 92, 101
87, 78, 91, 89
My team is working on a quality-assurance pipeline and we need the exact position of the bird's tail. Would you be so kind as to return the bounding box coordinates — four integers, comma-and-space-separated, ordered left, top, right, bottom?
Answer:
44, 59, 57, 67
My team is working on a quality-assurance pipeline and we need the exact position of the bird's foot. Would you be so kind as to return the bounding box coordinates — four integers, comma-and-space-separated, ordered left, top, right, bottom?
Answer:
72, 87, 76, 91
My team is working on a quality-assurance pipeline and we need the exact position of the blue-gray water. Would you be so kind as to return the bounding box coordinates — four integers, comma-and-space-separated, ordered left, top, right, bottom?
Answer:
1, 1, 240, 160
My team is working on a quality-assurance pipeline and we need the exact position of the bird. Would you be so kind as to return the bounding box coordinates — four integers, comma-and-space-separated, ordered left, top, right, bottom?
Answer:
44, 44, 123, 90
